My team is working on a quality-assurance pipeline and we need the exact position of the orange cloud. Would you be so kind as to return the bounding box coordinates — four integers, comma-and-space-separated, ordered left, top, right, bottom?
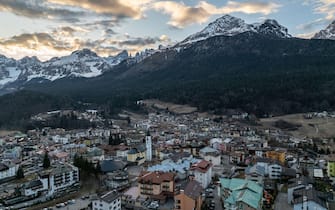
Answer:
0, 31, 171, 61
47, 0, 153, 19
312, 0, 335, 20
153, 1, 281, 28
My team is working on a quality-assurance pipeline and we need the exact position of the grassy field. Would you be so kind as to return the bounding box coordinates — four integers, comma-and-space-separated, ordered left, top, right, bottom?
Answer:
260, 113, 335, 139
0, 130, 19, 137
141, 99, 197, 114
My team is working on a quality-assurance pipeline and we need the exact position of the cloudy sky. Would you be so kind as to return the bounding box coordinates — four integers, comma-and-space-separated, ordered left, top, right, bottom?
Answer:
0, 0, 333, 60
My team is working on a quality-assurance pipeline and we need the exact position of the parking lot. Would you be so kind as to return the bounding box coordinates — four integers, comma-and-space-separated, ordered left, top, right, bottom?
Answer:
50, 196, 92, 210
203, 184, 223, 210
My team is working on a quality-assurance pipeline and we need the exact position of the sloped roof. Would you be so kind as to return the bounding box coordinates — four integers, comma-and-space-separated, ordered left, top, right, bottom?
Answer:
101, 160, 126, 173
190, 160, 212, 173
183, 180, 203, 200
128, 144, 146, 154
93, 191, 120, 204
148, 158, 199, 174
138, 171, 174, 184
282, 167, 296, 177
293, 187, 327, 209
220, 178, 263, 209
200, 146, 218, 154
0, 163, 9, 172
128, 148, 138, 154
170, 151, 192, 162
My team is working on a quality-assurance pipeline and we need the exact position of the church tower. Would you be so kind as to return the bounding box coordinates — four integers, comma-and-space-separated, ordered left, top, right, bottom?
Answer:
145, 130, 152, 161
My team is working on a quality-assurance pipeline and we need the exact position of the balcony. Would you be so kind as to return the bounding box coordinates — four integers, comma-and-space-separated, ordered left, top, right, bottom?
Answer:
113, 175, 128, 180
54, 178, 63, 183
140, 186, 153, 190
141, 191, 153, 195
55, 179, 64, 184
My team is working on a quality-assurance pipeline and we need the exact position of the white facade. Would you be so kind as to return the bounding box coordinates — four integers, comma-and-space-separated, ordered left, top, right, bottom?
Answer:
255, 150, 265, 157
191, 161, 213, 188
52, 135, 69, 144
293, 200, 327, 210
92, 191, 121, 210
199, 147, 221, 166
145, 134, 152, 161
209, 138, 223, 149
3, 147, 22, 159
40, 163, 79, 196
116, 150, 129, 158
256, 162, 282, 179
193, 168, 212, 188
0, 163, 18, 180
87, 129, 111, 137
22, 163, 79, 198
23, 180, 48, 197
268, 164, 282, 179
203, 154, 221, 166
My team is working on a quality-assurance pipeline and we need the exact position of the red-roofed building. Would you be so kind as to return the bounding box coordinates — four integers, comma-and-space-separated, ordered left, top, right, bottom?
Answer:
138, 171, 175, 202
174, 180, 203, 210
190, 160, 212, 188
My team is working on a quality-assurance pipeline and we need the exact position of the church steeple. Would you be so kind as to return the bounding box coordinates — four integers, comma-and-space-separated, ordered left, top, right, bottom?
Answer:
145, 129, 152, 161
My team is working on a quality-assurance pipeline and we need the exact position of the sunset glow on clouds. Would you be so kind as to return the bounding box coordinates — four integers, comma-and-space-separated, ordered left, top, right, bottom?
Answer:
0, 0, 332, 60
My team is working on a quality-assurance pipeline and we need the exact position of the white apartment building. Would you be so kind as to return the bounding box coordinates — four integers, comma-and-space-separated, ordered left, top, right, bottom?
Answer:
190, 160, 213, 188
92, 191, 121, 210
0, 162, 18, 181
24, 163, 79, 197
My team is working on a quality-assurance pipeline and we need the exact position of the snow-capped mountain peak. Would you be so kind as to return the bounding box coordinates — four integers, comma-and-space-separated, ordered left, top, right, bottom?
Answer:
19, 56, 40, 65
71, 48, 99, 58
313, 20, 335, 40
105, 50, 128, 65
0, 48, 130, 90
180, 15, 253, 45
253, 19, 291, 38
179, 15, 291, 45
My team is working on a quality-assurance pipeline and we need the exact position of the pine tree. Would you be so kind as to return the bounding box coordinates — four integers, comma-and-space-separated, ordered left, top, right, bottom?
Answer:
95, 161, 102, 175
43, 152, 50, 169
16, 166, 24, 179
326, 148, 331, 155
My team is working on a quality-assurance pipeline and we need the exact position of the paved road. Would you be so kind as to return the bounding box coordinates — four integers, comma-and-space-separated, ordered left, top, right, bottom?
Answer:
53, 198, 91, 210
214, 186, 223, 210
274, 193, 292, 210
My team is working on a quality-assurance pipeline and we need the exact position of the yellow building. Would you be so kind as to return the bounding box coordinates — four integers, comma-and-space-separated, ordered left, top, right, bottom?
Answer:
266, 150, 285, 165
138, 171, 175, 202
127, 145, 146, 163
175, 180, 203, 210
328, 160, 335, 177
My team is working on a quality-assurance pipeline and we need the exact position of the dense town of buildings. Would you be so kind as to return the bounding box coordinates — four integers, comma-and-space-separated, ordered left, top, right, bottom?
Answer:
0, 108, 334, 210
